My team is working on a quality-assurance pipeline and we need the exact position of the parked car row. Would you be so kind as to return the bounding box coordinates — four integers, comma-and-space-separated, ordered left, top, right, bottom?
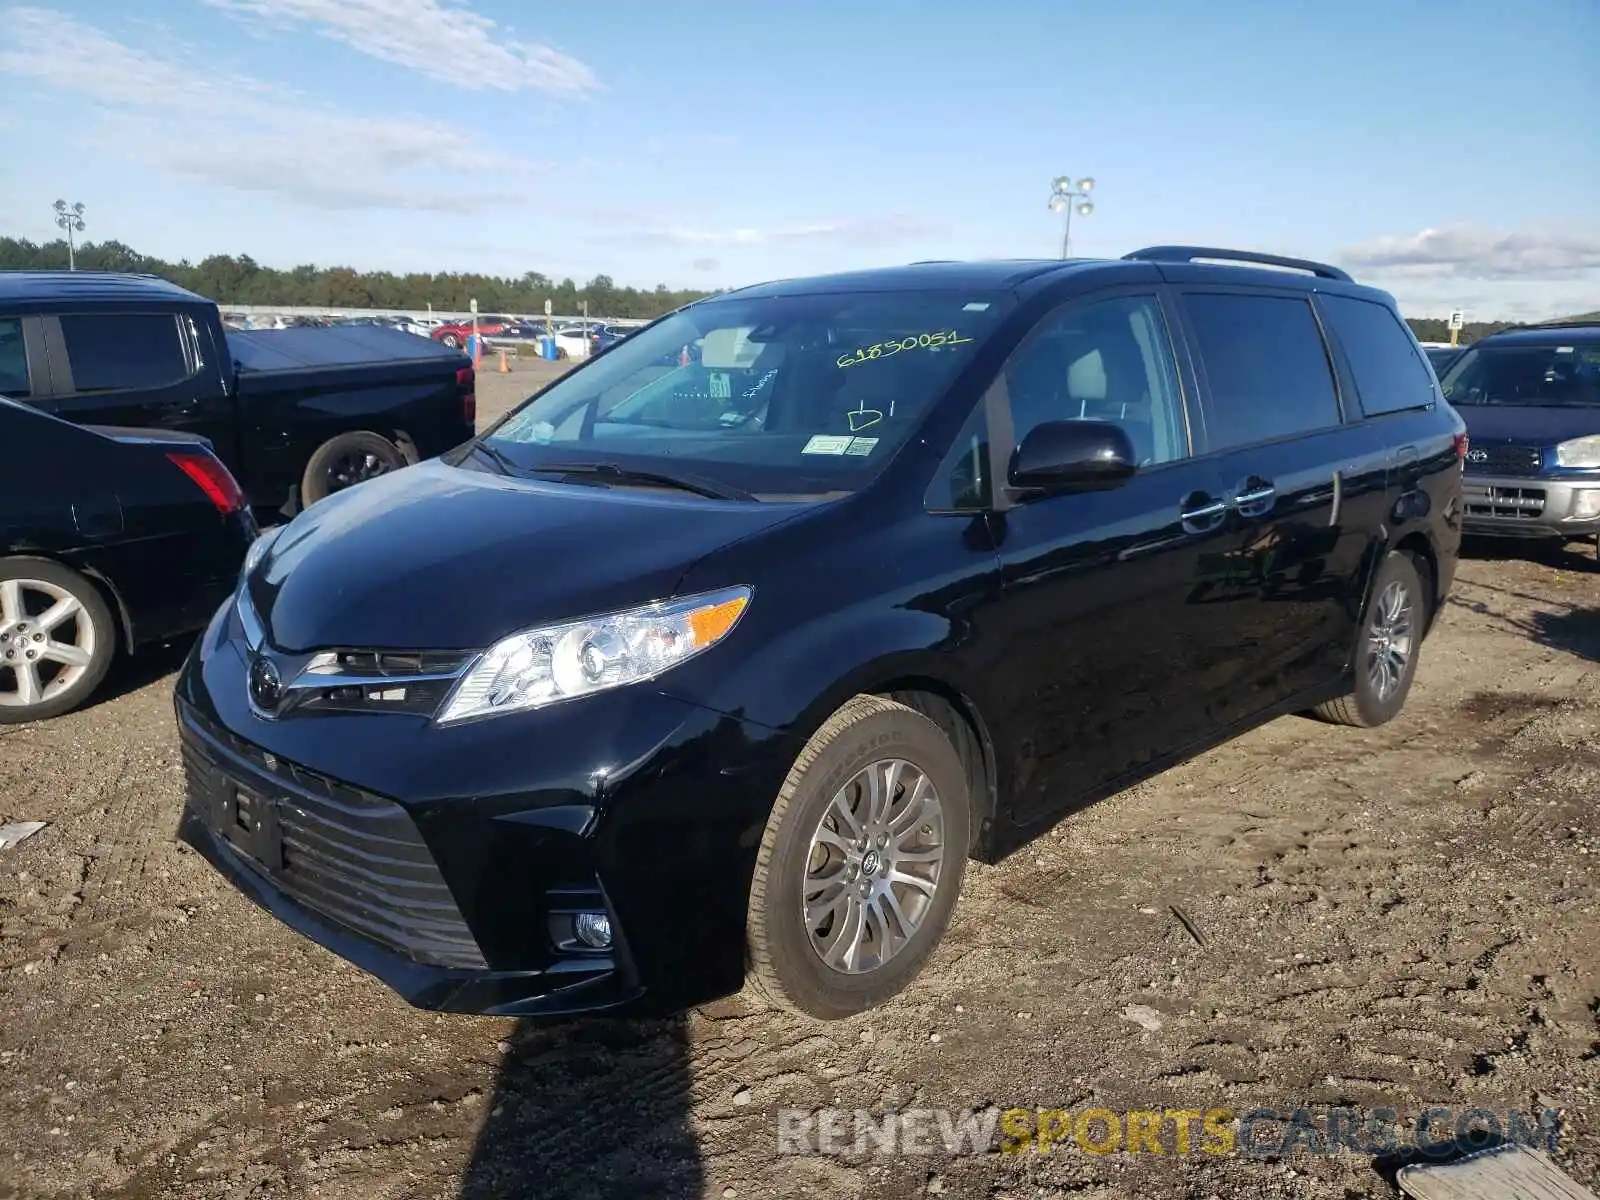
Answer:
6, 252, 1594, 1030
0, 269, 476, 720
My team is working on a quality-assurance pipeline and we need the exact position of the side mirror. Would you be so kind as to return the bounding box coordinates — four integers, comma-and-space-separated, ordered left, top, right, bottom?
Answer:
1008, 419, 1137, 495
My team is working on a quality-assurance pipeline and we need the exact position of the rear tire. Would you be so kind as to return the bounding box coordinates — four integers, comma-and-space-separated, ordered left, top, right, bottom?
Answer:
1313, 551, 1426, 728
745, 695, 970, 1019
439, 332, 461, 350
0, 558, 116, 724
300, 431, 407, 507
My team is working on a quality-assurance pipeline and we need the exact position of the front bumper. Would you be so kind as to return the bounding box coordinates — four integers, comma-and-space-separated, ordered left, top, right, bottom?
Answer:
1461, 473, 1600, 538
175, 598, 794, 1018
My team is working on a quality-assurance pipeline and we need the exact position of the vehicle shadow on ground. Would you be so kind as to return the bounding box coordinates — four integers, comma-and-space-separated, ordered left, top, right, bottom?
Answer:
1460, 534, 1599, 574
79, 637, 195, 712
1451, 539, 1600, 661
459, 1015, 703, 1200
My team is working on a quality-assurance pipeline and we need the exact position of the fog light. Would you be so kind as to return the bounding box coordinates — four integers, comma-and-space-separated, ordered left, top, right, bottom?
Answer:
1570, 489, 1600, 520
573, 911, 613, 949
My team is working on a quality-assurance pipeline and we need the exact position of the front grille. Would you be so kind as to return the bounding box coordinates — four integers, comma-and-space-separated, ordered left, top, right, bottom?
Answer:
181, 711, 486, 969
1464, 483, 1547, 520
1466, 443, 1543, 476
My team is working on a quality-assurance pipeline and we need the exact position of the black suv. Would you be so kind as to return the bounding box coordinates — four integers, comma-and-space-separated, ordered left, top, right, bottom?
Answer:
177, 246, 1466, 1021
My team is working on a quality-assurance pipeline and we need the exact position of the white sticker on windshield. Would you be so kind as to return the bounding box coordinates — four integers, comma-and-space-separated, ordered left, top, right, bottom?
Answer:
844, 437, 878, 456
1556, 346, 1574, 354
803, 434, 854, 455
962, 301, 990, 312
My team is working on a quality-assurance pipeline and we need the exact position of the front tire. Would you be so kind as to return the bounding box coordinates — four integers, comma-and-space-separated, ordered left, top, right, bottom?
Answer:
746, 695, 970, 1019
1314, 551, 1426, 728
0, 559, 116, 724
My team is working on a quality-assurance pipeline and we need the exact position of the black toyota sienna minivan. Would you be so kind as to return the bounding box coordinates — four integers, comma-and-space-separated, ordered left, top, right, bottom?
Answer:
177, 247, 1466, 1020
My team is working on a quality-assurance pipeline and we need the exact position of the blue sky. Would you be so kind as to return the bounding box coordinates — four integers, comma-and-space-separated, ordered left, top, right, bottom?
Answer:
1, 0, 1596, 318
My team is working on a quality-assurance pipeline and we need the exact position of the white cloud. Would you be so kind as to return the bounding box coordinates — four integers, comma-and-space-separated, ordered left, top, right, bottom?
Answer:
0, 6, 542, 213
1342, 225, 1600, 282
691, 257, 721, 272
203, 0, 599, 95
633, 214, 948, 249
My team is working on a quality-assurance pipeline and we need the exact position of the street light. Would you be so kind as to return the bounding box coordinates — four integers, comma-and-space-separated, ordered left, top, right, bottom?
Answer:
1047, 175, 1096, 258
53, 200, 86, 271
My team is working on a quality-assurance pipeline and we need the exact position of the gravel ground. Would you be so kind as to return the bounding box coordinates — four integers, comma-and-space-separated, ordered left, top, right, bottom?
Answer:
1, 392, 1597, 1199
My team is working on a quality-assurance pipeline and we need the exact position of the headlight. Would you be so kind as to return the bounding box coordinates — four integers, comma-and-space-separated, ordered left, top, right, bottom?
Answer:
436, 586, 751, 725
1555, 435, 1600, 468
242, 524, 281, 579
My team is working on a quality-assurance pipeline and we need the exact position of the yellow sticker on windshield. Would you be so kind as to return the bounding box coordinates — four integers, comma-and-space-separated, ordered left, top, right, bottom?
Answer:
836, 329, 973, 369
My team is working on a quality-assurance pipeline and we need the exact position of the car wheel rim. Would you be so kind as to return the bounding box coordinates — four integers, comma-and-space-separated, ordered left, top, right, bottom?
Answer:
0, 578, 96, 708
1365, 578, 1414, 703
802, 757, 946, 975
326, 451, 393, 492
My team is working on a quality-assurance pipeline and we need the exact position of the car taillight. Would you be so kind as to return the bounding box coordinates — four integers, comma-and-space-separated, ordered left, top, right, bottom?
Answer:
1453, 432, 1469, 462
168, 450, 246, 514
456, 364, 476, 425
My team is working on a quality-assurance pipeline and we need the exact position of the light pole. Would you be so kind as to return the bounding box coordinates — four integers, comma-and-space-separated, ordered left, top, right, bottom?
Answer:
1048, 175, 1095, 258
53, 200, 86, 271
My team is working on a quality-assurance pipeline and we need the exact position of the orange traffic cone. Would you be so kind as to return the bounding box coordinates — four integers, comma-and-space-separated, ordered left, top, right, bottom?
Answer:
498, 348, 510, 373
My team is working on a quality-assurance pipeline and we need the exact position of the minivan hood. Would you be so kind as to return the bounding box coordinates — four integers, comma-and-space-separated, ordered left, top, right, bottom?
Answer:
1455, 403, 1600, 445
248, 458, 806, 651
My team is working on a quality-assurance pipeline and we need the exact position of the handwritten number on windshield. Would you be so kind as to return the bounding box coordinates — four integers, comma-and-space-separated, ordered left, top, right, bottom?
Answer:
836, 329, 973, 369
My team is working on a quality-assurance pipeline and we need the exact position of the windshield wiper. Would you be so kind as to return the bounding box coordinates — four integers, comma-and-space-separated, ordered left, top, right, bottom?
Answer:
469, 438, 518, 474
531, 460, 755, 501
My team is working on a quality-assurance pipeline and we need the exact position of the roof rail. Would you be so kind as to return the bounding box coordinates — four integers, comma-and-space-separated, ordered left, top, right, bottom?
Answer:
1122, 245, 1352, 283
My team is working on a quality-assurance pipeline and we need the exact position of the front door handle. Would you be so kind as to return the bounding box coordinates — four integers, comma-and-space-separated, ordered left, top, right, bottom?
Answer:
1230, 477, 1277, 518
1180, 494, 1227, 534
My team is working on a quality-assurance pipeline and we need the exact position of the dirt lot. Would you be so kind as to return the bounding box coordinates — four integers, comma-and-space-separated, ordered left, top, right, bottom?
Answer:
2, 385, 1597, 1198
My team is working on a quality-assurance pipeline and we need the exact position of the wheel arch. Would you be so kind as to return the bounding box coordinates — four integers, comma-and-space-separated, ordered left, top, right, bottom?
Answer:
1391, 530, 1440, 633
767, 653, 1005, 863
0, 551, 131, 653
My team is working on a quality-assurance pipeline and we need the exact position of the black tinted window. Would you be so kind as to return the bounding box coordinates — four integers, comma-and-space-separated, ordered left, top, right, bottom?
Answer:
60, 313, 189, 393
0, 318, 29, 397
1320, 294, 1435, 416
1184, 293, 1340, 450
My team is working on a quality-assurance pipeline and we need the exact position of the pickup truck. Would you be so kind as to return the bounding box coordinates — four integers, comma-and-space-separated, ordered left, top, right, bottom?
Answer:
1441, 322, 1600, 563
0, 272, 476, 515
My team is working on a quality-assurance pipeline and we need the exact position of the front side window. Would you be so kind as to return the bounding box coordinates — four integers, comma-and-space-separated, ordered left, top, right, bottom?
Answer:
59, 312, 191, 393
1441, 343, 1600, 407
0, 317, 29, 397
1319, 293, 1436, 416
486, 290, 1013, 496
1183, 292, 1341, 451
1002, 293, 1188, 467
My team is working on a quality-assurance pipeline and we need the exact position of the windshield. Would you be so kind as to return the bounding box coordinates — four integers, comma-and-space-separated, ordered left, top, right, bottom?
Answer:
1440, 342, 1600, 407
484, 289, 1012, 495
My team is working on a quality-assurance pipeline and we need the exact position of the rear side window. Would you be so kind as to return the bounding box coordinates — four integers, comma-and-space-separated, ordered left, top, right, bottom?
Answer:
59, 313, 191, 393
0, 317, 29, 397
1320, 294, 1435, 416
1183, 293, 1341, 451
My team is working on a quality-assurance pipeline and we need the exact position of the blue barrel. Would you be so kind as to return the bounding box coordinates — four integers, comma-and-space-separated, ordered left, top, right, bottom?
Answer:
541, 335, 559, 361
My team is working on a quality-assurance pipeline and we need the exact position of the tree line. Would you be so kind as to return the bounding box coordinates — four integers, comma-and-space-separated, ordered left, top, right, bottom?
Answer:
0, 236, 717, 319
0, 235, 1577, 339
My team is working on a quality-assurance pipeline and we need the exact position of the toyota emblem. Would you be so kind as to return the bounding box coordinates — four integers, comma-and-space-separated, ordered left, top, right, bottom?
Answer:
1467, 448, 1488, 462
248, 655, 284, 711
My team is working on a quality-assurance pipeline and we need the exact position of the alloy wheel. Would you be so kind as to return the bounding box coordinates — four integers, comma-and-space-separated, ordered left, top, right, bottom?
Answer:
801, 757, 947, 974
1365, 579, 1415, 703
0, 578, 97, 710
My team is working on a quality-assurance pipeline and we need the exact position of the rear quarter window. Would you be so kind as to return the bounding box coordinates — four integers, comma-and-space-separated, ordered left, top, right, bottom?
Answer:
1319, 294, 1436, 416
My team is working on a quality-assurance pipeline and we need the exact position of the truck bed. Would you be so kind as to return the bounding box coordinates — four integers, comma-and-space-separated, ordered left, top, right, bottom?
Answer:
227, 325, 465, 373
